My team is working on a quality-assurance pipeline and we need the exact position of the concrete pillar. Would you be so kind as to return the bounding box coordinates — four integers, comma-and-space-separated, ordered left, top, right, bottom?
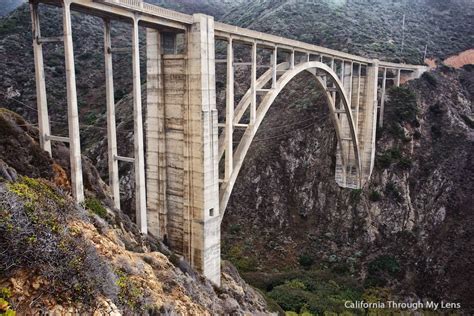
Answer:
379, 67, 387, 127
225, 38, 234, 181
132, 18, 147, 233
355, 63, 362, 131
146, 28, 166, 237
330, 58, 336, 103
396, 69, 401, 87
63, 0, 84, 203
185, 13, 220, 285
250, 41, 257, 124
30, 3, 52, 155
360, 61, 379, 181
290, 49, 295, 69
103, 18, 120, 209
271, 46, 277, 88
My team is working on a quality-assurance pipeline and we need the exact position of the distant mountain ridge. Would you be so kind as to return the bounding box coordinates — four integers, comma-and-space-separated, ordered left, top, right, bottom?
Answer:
0, 0, 25, 17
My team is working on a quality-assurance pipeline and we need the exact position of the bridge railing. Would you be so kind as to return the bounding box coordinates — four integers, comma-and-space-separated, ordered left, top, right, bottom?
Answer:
96, 0, 194, 24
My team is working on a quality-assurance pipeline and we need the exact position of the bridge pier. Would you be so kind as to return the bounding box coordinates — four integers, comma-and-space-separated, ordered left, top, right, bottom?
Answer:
146, 14, 221, 285
360, 61, 379, 179
63, 0, 84, 203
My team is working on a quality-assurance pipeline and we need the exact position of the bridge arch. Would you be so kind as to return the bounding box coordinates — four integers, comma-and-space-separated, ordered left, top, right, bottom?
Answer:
218, 61, 362, 219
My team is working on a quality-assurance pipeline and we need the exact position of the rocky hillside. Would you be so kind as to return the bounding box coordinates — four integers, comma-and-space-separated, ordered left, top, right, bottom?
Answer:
0, 108, 269, 314
221, 66, 474, 314
221, 0, 474, 64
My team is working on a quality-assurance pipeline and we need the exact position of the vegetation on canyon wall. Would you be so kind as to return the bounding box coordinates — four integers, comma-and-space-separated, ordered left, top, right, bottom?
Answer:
222, 66, 473, 314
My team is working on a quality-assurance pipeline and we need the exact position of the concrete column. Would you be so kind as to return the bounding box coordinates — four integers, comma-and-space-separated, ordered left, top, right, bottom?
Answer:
225, 38, 234, 180
349, 62, 354, 108
355, 64, 362, 131
361, 61, 379, 180
186, 13, 220, 285
330, 58, 336, 103
290, 49, 295, 69
103, 18, 120, 209
271, 46, 277, 88
146, 28, 166, 237
250, 41, 257, 124
30, 3, 51, 155
132, 18, 147, 233
379, 67, 387, 127
63, 0, 84, 203
396, 69, 401, 87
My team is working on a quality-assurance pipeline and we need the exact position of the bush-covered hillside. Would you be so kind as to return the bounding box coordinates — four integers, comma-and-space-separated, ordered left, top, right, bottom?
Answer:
221, 0, 474, 64
0, 108, 269, 314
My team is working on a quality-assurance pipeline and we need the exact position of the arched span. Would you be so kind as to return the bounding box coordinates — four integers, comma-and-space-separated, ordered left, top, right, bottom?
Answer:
219, 61, 362, 221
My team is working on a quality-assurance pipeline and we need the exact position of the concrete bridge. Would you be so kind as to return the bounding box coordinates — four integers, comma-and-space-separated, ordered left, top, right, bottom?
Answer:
29, 0, 426, 285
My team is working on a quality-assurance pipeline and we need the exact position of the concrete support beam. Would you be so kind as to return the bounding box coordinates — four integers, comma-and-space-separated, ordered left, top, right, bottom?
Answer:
290, 49, 295, 69
63, 0, 84, 203
30, 3, 52, 155
146, 28, 166, 237
379, 67, 387, 127
355, 64, 362, 131
250, 41, 257, 124
225, 38, 234, 180
271, 46, 277, 88
132, 18, 147, 233
396, 69, 401, 87
104, 18, 120, 209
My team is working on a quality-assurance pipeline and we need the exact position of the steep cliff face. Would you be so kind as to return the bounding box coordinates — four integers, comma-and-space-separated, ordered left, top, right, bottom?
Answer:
221, 66, 473, 312
0, 108, 269, 315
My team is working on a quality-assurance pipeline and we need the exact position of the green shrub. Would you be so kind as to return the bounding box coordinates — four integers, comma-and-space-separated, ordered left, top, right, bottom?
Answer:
0, 287, 15, 315
115, 269, 143, 311
365, 255, 401, 287
84, 197, 107, 219
422, 72, 438, 87
461, 114, 474, 129
386, 87, 418, 124
398, 157, 412, 170
228, 224, 242, 235
376, 151, 393, 169
431, 124, 442, 138
385, 182, 402, 201
268, 284, 308, 313
349, 189, 362, 203
369, 190, 381, 202
298, 254, 314, 268
225, 245, 258, 272
376, 148, 400, 169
